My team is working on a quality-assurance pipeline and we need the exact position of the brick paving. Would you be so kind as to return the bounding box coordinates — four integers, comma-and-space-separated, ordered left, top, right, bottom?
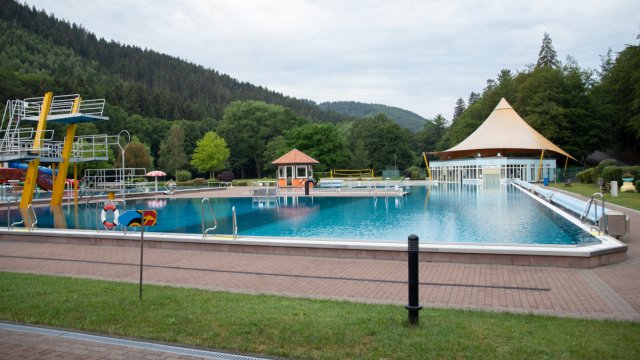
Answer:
1, 240, 639, 320
1, 185, 640, 358
0, 328, 213, 360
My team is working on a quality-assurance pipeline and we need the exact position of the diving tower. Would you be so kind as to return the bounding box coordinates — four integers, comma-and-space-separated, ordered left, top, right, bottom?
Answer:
0, 92, 111, 208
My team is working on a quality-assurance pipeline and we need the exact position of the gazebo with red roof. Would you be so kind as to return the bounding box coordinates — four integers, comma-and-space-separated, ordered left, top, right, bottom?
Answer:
271, 149, 319, 188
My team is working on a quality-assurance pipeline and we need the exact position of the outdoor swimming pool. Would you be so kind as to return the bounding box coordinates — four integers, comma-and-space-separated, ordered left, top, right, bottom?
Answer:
3, 184, 599, 245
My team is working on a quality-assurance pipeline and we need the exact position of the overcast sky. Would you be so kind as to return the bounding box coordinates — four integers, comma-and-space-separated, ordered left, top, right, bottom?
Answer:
24, 0, 640, 120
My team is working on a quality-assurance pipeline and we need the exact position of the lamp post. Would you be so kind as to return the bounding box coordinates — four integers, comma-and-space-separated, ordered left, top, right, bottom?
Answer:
118, 130, 130, 209
394, 154, 397, 173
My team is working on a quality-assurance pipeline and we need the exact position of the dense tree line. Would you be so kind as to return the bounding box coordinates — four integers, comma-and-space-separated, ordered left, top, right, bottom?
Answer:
0, 0, 345, 122
417, 32, 640, 163
318, 101, 426, 132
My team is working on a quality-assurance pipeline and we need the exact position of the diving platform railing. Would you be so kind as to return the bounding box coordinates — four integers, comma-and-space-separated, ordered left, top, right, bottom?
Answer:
22, 94, 106, 120
0, 131, 113, 162
1, 95, 111, 162
81, 168, 148, 193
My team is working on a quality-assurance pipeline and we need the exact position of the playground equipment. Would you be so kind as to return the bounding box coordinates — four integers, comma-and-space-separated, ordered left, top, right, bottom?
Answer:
1, 92, 111, 209
163, 180, 176, 195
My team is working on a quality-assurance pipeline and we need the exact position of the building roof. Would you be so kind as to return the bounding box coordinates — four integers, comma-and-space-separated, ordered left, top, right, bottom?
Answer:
271, 148, 320, 165
433, 98, 575, 160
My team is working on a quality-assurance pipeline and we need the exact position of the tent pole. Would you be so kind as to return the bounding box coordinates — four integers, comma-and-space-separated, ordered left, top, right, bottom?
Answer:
563, 156, 569, 178
537, 150, 545, 182
423, 152, 431, 180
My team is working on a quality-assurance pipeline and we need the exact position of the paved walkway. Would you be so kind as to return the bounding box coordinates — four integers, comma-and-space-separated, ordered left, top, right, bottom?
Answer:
0, 323, 265, 360
1, 185, 639, 358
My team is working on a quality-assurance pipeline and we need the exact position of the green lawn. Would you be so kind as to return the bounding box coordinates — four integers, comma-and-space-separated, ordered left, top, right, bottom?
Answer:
1, 272, 638, 359
547, 182, 640, 211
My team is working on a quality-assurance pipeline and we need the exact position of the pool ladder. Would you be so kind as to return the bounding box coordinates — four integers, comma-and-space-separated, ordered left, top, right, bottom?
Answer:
580, 192, 606, 235
200, 199, 238, 239
201, 198, 218, 238
8, 203, 38, 231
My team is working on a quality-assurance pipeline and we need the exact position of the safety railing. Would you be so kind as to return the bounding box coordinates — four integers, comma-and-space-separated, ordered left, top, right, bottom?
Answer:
82, 168, 148, 192
72, 134, 111, 161
201, 198, 218, 238
22, 94, 106, 118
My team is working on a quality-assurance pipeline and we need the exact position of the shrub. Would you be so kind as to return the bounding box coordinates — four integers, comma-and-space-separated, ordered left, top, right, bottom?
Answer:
601, 166, 622, 184
621, 166, 640, 179
216, 171, 234, 183
595, 159, 617, 176
576, 168, 596, 183
232, 179, 252, 186
192, 178, 207, 185
404, 166, 419, 179
176, 170, 192, 182
635, 180, 640, 190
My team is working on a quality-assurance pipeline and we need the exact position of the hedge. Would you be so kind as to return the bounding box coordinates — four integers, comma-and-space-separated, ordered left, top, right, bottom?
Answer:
602, 166, 622, 184
595, 159, 617, 175
576, 168, 596, 183
176, 170, 192, 182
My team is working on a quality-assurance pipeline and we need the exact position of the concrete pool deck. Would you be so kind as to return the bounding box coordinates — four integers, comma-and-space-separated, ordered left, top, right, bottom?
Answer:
1, 184, 639, 358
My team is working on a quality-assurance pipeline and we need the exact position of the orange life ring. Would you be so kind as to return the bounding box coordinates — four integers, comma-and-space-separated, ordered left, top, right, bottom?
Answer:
100, 202, 120, 230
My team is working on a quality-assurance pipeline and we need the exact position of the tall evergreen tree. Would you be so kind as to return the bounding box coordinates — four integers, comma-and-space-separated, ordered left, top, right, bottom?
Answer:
536, 32, 561, 69
468, 92, 480, 106
453, 98, 466, 120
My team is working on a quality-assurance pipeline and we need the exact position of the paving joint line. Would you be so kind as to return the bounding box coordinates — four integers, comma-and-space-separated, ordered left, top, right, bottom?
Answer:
580, 270, 639, 319
0, 254, 550, 291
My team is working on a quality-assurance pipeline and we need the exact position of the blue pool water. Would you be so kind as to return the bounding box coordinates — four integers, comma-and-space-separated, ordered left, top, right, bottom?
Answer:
2, 185, 599, 245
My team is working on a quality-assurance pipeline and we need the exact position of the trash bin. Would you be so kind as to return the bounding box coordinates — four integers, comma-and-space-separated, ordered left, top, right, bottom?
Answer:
543, 177, 549, 186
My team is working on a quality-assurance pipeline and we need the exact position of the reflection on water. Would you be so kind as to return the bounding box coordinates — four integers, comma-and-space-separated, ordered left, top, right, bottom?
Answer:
0, 185, 599, 245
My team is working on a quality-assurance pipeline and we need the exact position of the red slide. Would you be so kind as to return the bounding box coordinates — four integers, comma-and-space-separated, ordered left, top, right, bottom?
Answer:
0, 168, 54, 191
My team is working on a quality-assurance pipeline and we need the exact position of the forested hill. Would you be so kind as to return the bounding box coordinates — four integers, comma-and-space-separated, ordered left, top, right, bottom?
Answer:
319, 101, 426, 132
0, 0, 344, 122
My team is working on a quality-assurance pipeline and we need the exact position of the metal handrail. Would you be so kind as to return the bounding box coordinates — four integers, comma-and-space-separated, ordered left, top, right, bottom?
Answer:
10, 203, 37, 230
232, 206, 238, 240
6, 196, 17, 230
64, 180, 73, 210
201, 198, 218, 238
580, 192, 606, 234
28, 204, 38, 231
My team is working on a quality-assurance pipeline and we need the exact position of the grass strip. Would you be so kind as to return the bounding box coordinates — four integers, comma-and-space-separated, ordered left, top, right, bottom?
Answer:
1, 272, 639, 359
548, 182, 640, 211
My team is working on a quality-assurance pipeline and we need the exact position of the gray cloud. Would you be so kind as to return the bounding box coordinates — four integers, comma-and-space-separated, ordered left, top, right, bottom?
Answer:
25, 0, 640, 119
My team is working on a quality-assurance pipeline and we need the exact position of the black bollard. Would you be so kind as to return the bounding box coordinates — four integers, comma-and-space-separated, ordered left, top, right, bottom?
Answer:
405, 234, 423, 325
